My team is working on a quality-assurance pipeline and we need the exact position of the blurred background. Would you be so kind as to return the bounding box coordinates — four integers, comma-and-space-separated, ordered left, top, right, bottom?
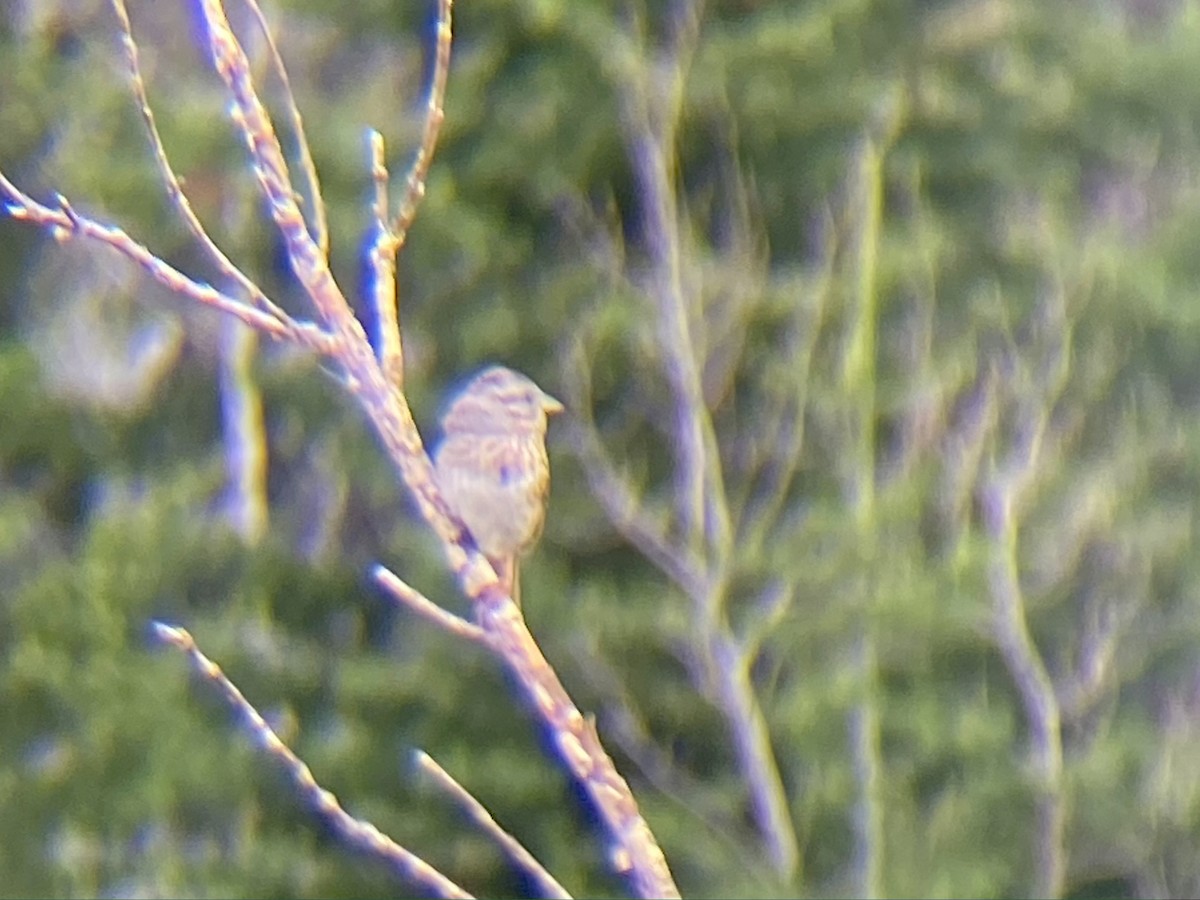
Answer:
3, 0, 1200, 897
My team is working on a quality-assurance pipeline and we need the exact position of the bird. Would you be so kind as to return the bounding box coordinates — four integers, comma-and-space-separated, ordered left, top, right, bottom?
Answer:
433, 365, 563, 605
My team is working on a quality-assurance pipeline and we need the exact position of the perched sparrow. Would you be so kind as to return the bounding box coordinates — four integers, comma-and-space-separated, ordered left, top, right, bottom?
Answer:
433, 366, 563, 605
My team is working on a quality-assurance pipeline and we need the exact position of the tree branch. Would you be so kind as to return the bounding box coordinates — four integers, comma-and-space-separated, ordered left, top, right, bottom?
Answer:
151, 622, 472, 900
415, 751, 572, 900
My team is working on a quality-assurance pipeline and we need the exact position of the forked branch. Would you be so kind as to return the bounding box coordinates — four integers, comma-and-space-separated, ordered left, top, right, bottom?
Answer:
0, 0, 679, 896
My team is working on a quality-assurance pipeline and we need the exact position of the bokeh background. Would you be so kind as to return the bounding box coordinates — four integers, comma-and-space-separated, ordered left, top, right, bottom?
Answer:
4, 0, 1200, 897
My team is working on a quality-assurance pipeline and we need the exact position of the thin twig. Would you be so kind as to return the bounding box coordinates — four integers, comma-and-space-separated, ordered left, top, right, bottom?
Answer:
560, 414, 703, 599
392, 0, 453, 248
151, 622, 473, 900
198, 0, 350, 330
0, 177, 333, 353
368, 131, 404, 389
735, 231, 835, 555
242, 0, 330, 255
572, 637, 764, 868
620, 0, 731, 569
373, 565, 485, 644
371, 129, 391, 226
415, 751, 572, 900
108, 0, 294, 325
471, 597, 681, 898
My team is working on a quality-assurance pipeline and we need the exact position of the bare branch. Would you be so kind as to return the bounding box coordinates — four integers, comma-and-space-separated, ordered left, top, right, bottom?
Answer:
1056, 591, 1122, 722
151, 622, 473, 900
196, 0, 351, 330
741, 578, 796, 663
0, 177, 333, 353
574, 441, 695, 593
706, 628, 802, 884
359, 0, 453, 392
735, 254, 834, 555
368, 131, 404, 389
618, 1, 803, 880
108, 0, 294, 326
242, 0, 330, 255
571, 640, 753, 845
563, 2, 799, 881
391, 0, 452, 248
373, 564, 484, 645
978, 284, 1076, 899
617, 0, 732, 569
470, 599, 680, 898
415, 751, 572, 900
982, 477, 1065, 899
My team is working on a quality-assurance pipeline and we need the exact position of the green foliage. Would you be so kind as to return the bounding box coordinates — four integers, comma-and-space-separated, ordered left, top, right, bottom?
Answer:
4, 0, 1200, 897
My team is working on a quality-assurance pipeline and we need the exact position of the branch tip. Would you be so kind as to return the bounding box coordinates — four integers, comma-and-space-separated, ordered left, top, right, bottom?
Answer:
151, 620, 189, 647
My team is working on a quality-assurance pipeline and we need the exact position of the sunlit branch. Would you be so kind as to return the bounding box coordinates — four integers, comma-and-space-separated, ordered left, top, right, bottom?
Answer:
109, 0, 293, 325
373, 564, 484, 644
415, 751, 571, 900
152, 622, 473, 900
392, 0, 453, 248
243, 0, 330, 255
0, 176, 333, 353
197, 0, 351, 329
368, 131, 404, 389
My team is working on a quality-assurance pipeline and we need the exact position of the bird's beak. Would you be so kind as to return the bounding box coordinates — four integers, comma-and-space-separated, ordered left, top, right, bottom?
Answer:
542, 392, 565, 416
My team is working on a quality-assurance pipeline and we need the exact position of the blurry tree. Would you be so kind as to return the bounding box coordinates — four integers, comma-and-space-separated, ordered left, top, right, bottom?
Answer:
3, 0, 1200, 898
